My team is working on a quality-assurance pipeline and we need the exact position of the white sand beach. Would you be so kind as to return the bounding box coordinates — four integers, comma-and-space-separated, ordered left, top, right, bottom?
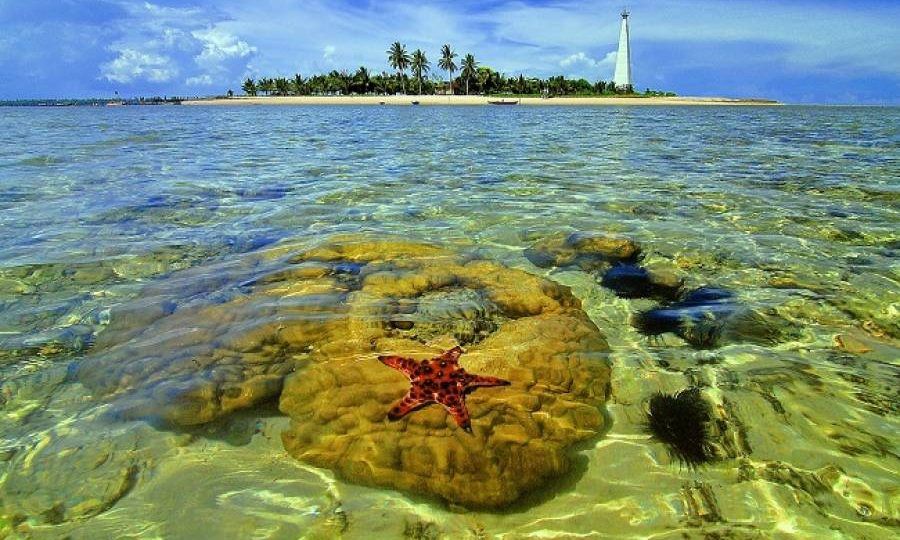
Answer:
183, 95, 780, 106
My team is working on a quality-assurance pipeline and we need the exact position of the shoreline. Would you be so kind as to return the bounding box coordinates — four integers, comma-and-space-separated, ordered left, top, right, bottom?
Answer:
183, 95, 781, 107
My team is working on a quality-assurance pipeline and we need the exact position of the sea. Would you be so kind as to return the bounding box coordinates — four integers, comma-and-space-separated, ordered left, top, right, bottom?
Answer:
0, 104, 897, 538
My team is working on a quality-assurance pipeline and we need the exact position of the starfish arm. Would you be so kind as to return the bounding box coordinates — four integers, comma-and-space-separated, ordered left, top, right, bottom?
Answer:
378, 347, 508, 433
465, 375, 511, 390
441, 346, 463, 365
387, 390, 433, 421
436, 393, 473, 433
378, 355, 419, 379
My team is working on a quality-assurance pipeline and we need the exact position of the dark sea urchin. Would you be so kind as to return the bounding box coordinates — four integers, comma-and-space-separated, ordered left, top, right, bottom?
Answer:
632, 287, 737, 348
646, 387, 717, 467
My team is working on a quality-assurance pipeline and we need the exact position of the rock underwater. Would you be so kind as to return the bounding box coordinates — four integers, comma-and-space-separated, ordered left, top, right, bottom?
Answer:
632, 287, 796, 348
70, 236, 612, 509
526, 231, 798, 349
524, 231, 641, 271
525, 231, 682, 300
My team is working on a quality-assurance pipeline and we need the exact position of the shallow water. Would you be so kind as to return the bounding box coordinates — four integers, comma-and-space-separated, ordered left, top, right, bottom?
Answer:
0, 105, 898, 538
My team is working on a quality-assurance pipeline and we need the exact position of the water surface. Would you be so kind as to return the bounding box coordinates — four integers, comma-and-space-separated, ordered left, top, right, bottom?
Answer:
0, 105, 897, 538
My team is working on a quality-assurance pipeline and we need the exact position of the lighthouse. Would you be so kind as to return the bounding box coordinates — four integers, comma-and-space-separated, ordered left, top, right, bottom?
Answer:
613, 9, 632, 91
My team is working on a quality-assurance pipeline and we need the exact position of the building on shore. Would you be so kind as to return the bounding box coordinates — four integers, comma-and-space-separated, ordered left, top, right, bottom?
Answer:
613, 10, 633, 91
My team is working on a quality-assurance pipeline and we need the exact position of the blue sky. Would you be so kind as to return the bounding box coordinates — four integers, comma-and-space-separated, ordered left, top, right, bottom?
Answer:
1, 0, 898, 103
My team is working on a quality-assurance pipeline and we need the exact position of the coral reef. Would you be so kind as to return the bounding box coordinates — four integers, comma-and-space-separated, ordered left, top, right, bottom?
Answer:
60, 237, 611, 509
279, 238, 612, 508
524, 232, 641, 271
1, 423, 177, 524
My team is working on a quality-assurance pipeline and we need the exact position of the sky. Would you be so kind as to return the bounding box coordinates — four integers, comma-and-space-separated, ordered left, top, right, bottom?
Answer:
0, 0, 898, 104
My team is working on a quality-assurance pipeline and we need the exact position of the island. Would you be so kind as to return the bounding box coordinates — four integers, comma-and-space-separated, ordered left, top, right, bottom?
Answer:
183, 95, 779, 106
186, 41, 778, 107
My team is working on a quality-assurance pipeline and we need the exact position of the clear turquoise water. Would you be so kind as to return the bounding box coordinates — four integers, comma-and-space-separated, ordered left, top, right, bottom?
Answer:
1, 106, 897, 263
0, 105, 897, 538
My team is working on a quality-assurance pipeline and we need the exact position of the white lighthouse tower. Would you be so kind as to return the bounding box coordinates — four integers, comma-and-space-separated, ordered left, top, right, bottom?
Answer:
613, 9, 632, 91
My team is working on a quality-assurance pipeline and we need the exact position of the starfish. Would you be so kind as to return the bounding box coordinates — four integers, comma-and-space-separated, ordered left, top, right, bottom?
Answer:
378, 346, 510, 433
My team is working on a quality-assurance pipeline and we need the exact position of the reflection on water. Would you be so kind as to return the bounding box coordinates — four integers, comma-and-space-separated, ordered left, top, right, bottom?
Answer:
0, 105, 898, 538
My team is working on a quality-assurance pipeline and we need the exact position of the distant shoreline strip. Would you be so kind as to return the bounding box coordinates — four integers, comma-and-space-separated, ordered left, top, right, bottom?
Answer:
183, 95, 780, 107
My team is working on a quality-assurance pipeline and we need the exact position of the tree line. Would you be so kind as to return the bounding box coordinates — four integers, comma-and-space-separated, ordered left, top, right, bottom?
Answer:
239, 43, 673, 98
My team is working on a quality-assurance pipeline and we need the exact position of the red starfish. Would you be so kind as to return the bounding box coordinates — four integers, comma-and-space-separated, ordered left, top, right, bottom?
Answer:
378, 346, 510, 433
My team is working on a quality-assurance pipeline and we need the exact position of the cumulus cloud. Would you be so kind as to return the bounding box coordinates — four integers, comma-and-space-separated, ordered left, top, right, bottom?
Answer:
1, 0, 898, 103
560, 51, 616, 69
101, 48, 177, 83
189, 27, 256, 85
559, 51, 617, 79
192, 28, 256, 66
219, 0, 477, 77
185, 74, 214, 86
96, 1, 256, 89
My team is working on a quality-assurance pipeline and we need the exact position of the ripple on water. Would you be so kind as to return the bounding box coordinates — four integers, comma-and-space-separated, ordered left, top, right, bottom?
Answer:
0, 105, 897, 538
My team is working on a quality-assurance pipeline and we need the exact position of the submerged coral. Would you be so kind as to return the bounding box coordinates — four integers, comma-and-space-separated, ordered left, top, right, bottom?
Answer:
56, 236, 612, 509
279, 238, 612, 509
1, 422, 180, 525
525, 231, 641, 271
387, 289, 505, 345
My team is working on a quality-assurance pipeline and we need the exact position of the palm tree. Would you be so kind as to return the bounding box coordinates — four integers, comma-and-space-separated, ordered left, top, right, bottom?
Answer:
258, 77, 274, 96
242, 78, 257, 96
324, 70, 344, 94
292, 73, 305, 95
387, 42, 410, 94
438, 44, 457, 95
410, 49, 430, 95
461, 54, 477, 95
274, 77, 290, 96
353, 66, 371, 94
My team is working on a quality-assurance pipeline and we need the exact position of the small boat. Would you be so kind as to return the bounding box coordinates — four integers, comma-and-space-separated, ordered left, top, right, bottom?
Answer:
488, 99, 519, 105
410, 100, 420, 105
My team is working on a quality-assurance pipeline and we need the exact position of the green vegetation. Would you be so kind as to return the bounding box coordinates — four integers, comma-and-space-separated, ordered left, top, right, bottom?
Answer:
438, 44, 458, 95
238, 42, 675, 98
387, 42, 411, 94
411, 49, 429, 95
461, 53, 477, 95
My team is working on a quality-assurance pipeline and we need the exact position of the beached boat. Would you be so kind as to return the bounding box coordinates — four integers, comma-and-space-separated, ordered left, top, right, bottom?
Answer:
411, 100, 420, 105
488, 99, 519, 105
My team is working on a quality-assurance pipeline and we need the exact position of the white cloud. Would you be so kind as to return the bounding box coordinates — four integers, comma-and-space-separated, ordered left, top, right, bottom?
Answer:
492, 0, 900, 76
186, 74, 214, 86
559, 51, 617, 79
220, 0, 476, 76
192, 27, 256, 66
560, 51, 616, 69
101, 48, 177, 83
189, 27, 257, 85
6, 0, 893, 101
98, 2, 257, 88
